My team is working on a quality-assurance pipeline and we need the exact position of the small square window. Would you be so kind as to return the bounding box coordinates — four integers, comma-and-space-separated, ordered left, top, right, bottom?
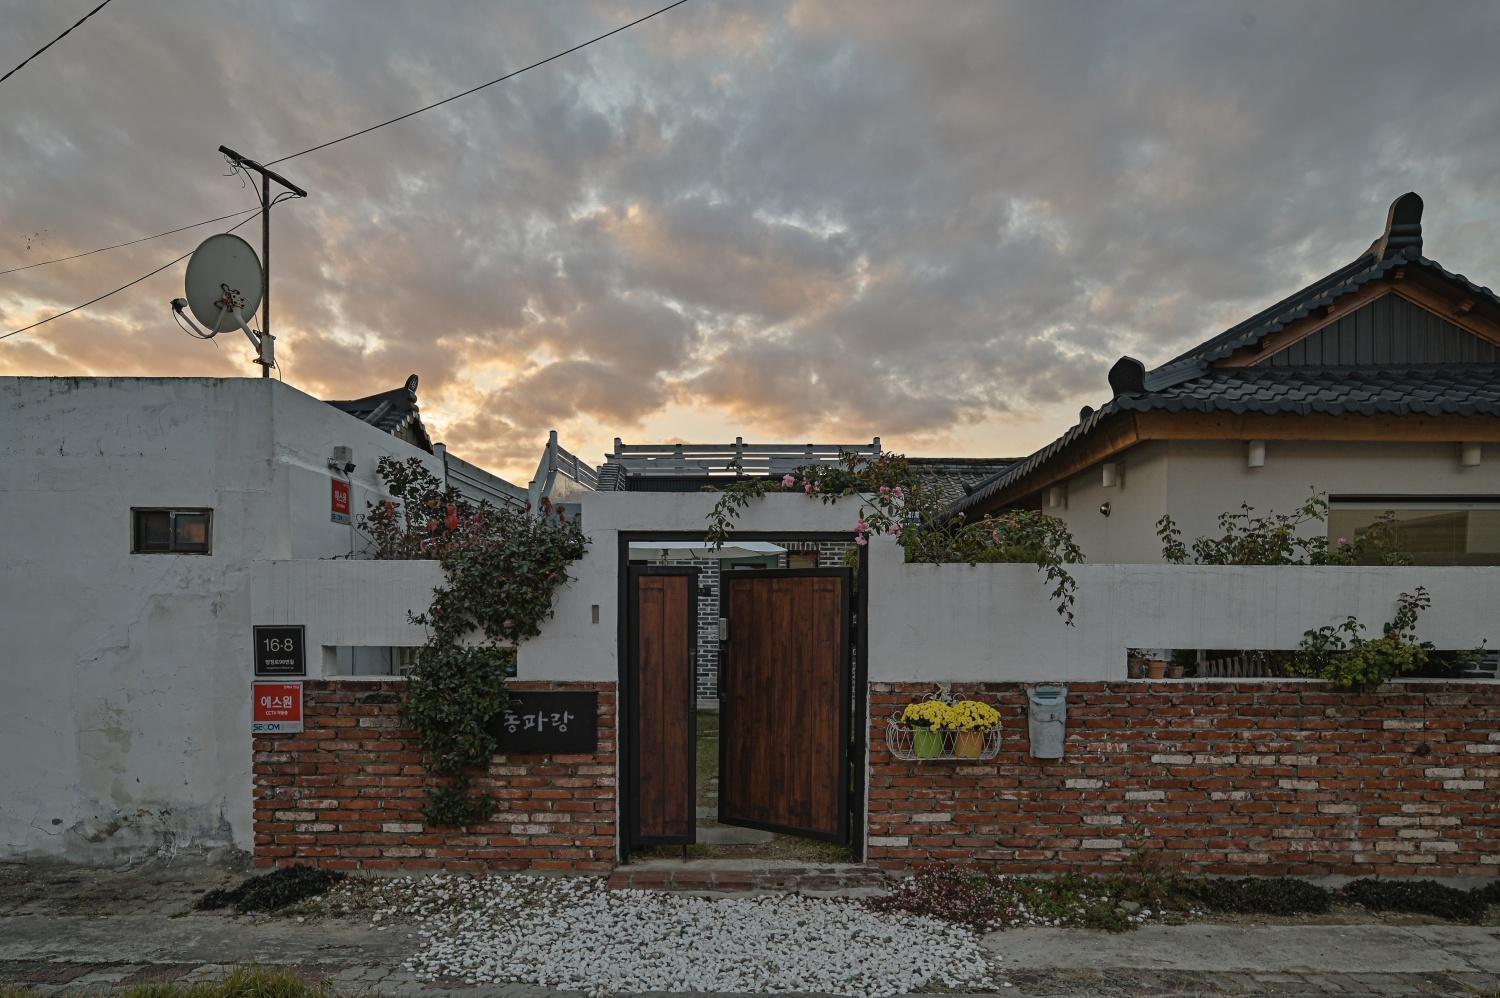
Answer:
132, 508, 212, 554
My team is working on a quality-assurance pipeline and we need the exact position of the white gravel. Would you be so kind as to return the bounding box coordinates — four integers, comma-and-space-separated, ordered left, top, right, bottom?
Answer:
349, 874, 996, 996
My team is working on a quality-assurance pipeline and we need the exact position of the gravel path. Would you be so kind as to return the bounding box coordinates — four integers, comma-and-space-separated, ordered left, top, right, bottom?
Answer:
347, 874, 999, 996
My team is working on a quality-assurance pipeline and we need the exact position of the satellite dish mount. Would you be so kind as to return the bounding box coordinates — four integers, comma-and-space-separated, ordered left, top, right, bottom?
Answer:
173, 232, 275, 374
170, 145, 307, 377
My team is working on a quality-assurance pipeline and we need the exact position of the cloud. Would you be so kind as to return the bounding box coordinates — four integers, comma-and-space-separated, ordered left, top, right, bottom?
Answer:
3, 0, 1500, 481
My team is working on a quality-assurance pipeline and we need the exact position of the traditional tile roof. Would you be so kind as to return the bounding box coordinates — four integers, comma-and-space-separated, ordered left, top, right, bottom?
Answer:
1121, 365, 1500, 418
589, 441, 1014, 500
950, 193, 1500, 516
905, 457, 1020, 504
324, 374, 432, 451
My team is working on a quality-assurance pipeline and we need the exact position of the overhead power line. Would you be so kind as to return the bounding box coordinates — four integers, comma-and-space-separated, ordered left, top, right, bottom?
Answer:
0, 212, 261, 343
265, 0, 691, 165
4, 0, 691, 345
0, 0, 116, 87
0, 209, 262, 277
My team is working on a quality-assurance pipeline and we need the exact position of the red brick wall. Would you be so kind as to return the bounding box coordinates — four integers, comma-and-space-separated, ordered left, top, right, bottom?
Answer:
253, 680, 615, 872
869, 682, 1499, 877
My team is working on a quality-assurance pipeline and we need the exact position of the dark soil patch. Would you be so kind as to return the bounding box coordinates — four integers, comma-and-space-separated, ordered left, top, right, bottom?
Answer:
1187, 877, 1332, 916
195, 866, 345, 914
1340, 878, 1490, 923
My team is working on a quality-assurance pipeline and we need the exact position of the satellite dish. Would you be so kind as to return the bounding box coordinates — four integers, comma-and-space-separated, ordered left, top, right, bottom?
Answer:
184, 233, 263, 333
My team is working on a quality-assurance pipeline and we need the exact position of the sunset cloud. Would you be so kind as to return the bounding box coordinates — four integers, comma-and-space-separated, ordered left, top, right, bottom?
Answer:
4, 0, 1499, 481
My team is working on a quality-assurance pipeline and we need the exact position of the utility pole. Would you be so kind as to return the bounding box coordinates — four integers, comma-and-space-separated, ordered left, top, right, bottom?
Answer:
218, 146, 308, 377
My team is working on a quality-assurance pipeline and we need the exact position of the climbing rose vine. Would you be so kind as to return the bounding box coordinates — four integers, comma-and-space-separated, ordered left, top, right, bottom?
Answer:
360, 457, 587, 826
704, 452, 1083, 623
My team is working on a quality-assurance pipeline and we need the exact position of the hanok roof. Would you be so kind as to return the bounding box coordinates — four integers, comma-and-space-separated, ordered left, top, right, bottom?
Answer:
905, 457, 1020, 504
595, 439, 884, 492
590, 439, 1014, 499
952, 193, 1500, 515
324, 373, 432, 452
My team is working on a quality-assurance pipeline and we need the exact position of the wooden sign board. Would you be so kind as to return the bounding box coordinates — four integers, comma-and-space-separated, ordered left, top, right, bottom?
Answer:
488, 691, 597, 755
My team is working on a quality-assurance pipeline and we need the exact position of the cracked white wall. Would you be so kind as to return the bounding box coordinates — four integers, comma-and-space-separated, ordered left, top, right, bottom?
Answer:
0, 377, 445, 863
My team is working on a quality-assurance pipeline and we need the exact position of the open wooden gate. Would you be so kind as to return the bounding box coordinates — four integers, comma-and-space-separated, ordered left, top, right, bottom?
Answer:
718, 569, 851, 842
626, 567, 697, 849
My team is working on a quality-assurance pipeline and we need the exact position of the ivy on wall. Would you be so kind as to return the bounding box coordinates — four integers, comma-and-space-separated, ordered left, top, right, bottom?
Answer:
360, 457, 587, 826
704, 452, 1084, 623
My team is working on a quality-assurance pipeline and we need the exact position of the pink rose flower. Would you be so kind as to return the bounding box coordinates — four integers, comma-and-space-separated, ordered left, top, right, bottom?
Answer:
856, 519, 869, 532
855, 533, 869, 546
878, 485, 890, 495
782, 474, 796, 488
804, 482, 815, 494
892, 486, 904, 498
891, 523, 903, 538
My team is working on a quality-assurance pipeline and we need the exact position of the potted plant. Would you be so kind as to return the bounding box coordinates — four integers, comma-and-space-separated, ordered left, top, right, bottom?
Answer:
901, 700, 950, 758
1147, 657, 1168, 680
1168, 648, 1194, 679
949, 699, 1000, 758
1127, 651, 1146, 679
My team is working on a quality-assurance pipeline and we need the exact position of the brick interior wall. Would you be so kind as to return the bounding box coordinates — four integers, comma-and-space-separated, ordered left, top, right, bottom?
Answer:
869, 682, 1499, 877
253, 680, 615, 872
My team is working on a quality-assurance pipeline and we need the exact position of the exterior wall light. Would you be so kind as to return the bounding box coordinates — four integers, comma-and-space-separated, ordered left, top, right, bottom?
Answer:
1461, 442, 1482, 467
1047, 485, 1066, 509
1247, 440, 1266, 468
1098, 501, 1111, 517
1101, 462, 1119, 488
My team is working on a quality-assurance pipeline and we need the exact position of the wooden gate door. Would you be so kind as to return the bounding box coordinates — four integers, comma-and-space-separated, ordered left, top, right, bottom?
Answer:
719, 569, 850, 842
627, 567, 697, 849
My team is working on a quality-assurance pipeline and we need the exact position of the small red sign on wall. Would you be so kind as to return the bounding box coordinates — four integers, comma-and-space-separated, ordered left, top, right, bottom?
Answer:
253, 681, 303, 733
331, 478, 351, 524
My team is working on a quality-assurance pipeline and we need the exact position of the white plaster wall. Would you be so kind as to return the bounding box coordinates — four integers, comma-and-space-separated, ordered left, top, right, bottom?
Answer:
1048, 441, 1170, 563
0, 377, 444, 863
518, 492, 859, 681
1051, 439, 1500, 564
867, 538, 1500, 681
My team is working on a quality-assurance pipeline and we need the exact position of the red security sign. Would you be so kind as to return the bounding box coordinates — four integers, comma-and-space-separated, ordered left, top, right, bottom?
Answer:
253, 681, 304, 734
331, 478, 351, 524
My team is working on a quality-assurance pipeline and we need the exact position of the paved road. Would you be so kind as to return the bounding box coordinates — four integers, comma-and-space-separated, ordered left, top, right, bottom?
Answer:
2, 862, 1498, 996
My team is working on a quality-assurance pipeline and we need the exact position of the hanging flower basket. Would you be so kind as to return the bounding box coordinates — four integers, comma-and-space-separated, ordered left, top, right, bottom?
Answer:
887, 699, 1002, 762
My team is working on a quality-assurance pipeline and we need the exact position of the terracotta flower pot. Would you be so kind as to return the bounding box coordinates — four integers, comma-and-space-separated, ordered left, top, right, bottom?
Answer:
1128, 659, 1145, 679
1167, 663, 1185, 679
1147, 659, 1168, 680
954, 730, 985, 758
912, 726, 944, 758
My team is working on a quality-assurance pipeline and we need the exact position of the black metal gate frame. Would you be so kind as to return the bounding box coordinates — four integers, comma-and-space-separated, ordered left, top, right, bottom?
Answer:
615, 531, 870, 865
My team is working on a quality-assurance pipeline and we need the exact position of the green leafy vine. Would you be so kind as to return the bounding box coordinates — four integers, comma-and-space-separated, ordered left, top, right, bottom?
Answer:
1290, 587, 1484, 687
360, 457, 587, 826
703, 451, 1084, 623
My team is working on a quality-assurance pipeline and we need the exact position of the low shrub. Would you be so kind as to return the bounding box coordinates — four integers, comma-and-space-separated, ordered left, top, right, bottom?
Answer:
1186, 877, 1331, 915
195, 865, 345, 914
1341, 878, 1489, 922
1472, 880, 1500, 906
868, 867, 1190, 932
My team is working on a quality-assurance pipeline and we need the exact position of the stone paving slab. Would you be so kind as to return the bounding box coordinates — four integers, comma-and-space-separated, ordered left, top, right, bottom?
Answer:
982, 923, 1500, 975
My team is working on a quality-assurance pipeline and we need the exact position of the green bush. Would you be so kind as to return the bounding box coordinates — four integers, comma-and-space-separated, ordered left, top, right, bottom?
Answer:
1187, 877, 1331, 915
1341, 878, 1489, 922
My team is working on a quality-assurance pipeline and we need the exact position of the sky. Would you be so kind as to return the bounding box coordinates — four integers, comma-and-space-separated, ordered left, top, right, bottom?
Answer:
3, 1, 1499, 483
